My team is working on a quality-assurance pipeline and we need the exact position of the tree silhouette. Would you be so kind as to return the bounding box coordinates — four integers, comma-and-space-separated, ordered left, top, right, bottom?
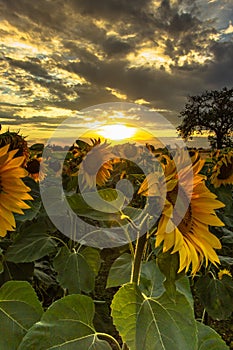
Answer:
177, 87, 233, 149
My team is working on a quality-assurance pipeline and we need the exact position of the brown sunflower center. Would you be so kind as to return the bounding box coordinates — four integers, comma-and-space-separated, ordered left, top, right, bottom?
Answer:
217, 157, 233, 180
27, 159, 40, 174
167, 185, 193, 235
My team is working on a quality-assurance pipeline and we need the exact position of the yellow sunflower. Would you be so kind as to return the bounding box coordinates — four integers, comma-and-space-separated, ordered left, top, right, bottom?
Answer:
218, 269, 232, 280
0, 144, 33, 237
210, 151, 233, 188
79, 141, 113, 188
139, 149, 224, 275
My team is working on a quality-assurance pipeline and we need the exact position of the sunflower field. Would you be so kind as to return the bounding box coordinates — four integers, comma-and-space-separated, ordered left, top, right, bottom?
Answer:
0, 130, 233, 350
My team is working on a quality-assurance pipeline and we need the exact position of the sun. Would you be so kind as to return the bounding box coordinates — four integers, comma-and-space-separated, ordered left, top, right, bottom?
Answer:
98, 124, 136, 141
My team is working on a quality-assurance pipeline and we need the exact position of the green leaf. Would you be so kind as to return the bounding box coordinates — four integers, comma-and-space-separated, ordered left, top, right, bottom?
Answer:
140, 260, 165, 298
18, 294, 112, 350
219, 255, 233, 266
220, 227, 233, 244
80, 247, 101, 276
67, 191, 142, 222
53, 246, 95, 294
0, 281, 43, 350
5, 222, 57, 263
176, 276, 194, 309
106, 253, 132, 288
197, 322, 229, 350
111, 283, 197, 350
157, 251, 184, 299
196, 274, 233, 320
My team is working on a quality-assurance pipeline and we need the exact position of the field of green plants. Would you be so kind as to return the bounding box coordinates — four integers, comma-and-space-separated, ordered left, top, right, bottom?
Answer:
0, 130, 233, 350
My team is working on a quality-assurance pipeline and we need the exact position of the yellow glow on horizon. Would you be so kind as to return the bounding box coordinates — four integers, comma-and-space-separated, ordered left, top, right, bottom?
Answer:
98, 124, 136, 141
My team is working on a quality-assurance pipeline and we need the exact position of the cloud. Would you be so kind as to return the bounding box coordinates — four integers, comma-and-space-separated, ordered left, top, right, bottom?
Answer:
0, 0, 232, 145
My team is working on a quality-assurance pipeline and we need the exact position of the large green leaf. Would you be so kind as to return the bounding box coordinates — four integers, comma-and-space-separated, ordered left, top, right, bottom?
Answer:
106, 253, 132, 288
0, 281, 43, 350
5, 222, 57, 263
18, 294, 112, 350
80, 247, 101, 276
157, 250, 184, 299
140, 260, 193, 307
196, 274, 233, 320
53, 246, 95, 294
197, 322, 229, 350
67, 191, 142, 222
111, 283, 197, 350
140, 260, 165, 298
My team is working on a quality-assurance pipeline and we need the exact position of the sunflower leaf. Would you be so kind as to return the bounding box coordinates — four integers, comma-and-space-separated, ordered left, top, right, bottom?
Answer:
0, 280, 43, 350
111, 283, 197, 350
196, 321, 229, 349
5, 222, 57, 263
18, 294, 112, 350
106, 253, 132, 288
53, 246, 95, 294
196, 274, 233, 320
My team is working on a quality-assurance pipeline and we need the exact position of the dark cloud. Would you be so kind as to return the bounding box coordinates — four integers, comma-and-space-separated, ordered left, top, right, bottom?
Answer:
102, 36, 132, 57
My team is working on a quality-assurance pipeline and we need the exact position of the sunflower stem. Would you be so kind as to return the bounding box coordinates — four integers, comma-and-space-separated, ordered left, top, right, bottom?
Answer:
131, 231, 147, 285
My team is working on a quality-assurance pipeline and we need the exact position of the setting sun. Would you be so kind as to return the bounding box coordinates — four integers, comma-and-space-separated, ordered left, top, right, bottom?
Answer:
98, 124, 136, 141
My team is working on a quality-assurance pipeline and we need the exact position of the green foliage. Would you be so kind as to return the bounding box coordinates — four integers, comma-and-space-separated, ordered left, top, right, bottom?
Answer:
106, 252, 132, 288
5, 222, 57, 263
0, 281, 43, 350
197, 322, 229, 350
0, 138, 231, 349
18, 294, 112, 350
53, 246, 96, 294
196, 274, 233, 320
111, 283, 197, 350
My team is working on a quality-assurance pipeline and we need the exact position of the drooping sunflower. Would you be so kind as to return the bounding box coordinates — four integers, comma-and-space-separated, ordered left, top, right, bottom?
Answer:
0, 130, 30, 166
0, 144, 33, 237
26, 157, 46, 182
79, 141, 113, 188
210, 151, 233, 188
139, 148, 224, 275
118, 142, 141, 162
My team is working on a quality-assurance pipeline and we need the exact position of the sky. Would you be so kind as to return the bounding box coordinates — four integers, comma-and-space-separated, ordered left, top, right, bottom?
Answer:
0, 0, 232, 147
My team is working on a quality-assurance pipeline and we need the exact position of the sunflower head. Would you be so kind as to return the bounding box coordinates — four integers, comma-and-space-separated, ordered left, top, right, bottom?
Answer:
218, 269, 232, 280
26, 157, 46, 182
79, 141, 113, 188
210, 151, 233, 188
139, 147, 224, 276
0, 144, 33, 237
0, 130, 29, 166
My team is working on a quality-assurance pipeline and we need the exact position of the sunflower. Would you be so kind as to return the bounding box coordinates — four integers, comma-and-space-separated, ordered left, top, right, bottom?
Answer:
0, 130, 30, 166
26, 157, 46, 182
218, 269, 232, 280
210, 151, 233, 188
139, 149, 224, 275
79, 141, 113, 188
118, 142, 141, 162
0, 144, 33, 237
